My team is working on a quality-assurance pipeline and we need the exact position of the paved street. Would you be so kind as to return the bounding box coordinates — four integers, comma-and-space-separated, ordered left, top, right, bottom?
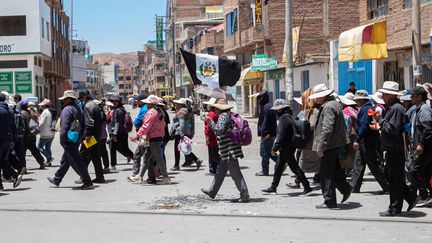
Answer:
1, 106, 432, 243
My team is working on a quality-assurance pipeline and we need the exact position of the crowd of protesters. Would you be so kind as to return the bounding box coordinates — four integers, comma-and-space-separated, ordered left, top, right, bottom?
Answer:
0, 81, 431, 216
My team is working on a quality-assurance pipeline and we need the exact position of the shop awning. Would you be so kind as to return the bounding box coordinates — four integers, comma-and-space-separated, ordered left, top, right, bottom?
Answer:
236, 67, 264, 86
338, 21, 388, 62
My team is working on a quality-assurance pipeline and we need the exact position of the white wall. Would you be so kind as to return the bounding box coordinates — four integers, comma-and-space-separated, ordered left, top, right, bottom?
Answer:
72, 54, 87, 82
0, 0, 51, 57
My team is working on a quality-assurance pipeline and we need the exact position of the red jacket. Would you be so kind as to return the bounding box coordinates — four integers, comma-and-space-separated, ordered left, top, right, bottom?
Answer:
205, 110, 218, 146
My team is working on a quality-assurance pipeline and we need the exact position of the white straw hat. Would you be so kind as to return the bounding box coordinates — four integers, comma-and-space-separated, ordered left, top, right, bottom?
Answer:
377, 81, 402, 96
308, 84, 334, 99
369, 92, 385, 104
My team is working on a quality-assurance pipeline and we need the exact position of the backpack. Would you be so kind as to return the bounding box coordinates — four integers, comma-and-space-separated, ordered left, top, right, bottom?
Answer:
28, 118, 40, 135
123, 111, 133, 133
228, 113, 252, 146
49, 108, 58, 132
14, 112, 25, 134
291, 119, 311, 149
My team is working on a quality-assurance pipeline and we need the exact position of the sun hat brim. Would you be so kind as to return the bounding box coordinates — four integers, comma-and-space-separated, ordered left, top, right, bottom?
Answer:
293, 97, 302, 105
308, 89, 334, 99
58, 95, 76, 100
212, 103, 233, 110
368, 95, 385, 104
338, 95, 357, 106
377, 88, 402, 96
173, 99, 186, 104
271, 104, 290, 110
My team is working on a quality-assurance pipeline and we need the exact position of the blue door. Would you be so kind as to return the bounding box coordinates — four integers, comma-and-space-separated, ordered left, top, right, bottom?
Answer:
338, 60, 373, 94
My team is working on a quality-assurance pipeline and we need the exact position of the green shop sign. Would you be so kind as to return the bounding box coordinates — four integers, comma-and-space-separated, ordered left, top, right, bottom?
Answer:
252, 54, 278, 72
15, 83, 32, 93
0, 72, 13, 92
267, 70, 285, 80
15, 71, 32, 83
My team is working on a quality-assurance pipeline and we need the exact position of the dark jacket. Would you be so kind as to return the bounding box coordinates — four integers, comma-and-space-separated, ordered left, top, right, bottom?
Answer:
0, 102, 15, 143
111, 106, 127, 135
60, 103, 84, 147
313, 98, 349, 151
258, 93, 277, 137
378, 101, 405, 152
272, 113, 294, 152
412, 102, 432, 148
21, 109, 36, 142
163, 109, 170, 144
355, 102, 379, 143
83, 100, 102, 139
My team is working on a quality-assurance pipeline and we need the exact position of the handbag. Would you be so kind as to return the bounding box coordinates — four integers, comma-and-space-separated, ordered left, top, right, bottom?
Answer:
67, 119, 81, 143
29, 118, 40, 135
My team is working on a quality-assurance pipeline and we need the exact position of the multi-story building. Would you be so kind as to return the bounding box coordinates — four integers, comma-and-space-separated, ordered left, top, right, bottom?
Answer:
100, 61, 119, 96
0, 0, 52, 100
117, 67, 135, 97
166, 0, 225, 97
44, 0, 70, 109
72, 39, 90, 92
224, 0, 360, 115
86, 63, 103, 97
352, 0, 432, 92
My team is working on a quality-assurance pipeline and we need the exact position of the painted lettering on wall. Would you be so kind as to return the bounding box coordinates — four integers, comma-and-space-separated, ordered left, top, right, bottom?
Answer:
0, 44, 13, 53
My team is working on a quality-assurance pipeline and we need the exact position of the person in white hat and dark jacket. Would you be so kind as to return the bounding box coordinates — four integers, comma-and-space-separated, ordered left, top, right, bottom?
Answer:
372, 81, 418, 216
350, 90, 389, 194
309, 84, 353, 209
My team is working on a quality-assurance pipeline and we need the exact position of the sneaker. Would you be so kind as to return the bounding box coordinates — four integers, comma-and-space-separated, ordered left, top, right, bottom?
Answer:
13, 175, 23, 188
379, 209, 401, 217
1, 177, 14, 183
416, 197, 432, 207
261, 187, 277, 194
255, 171, 269, 176
103, 167, 111, 174
201, 188, 215, 199
231, 197, 250, 203
407, 196, 420, 211
39, 163, 46, 170
143, 178, 157, 185
92, 178, 106, 184
44, 162, 52, 167
170, 166, 180, 171
47, 177, 60, 187
160, 177, 172, 185
47, 158, 54, 164
74, 178, 83, 184
77, 183, 95, 190
128, 175, 143, 183
316, 203, 338, 209
303, 188, 314, 196
341, 187, 353, 203
181, 162, 192, 167
286, 182, 300, 189
110, 166, 116, 171
196, 159, 203, 170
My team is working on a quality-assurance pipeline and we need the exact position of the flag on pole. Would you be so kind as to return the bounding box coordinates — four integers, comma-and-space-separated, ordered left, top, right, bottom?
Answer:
179, 48, 241, 88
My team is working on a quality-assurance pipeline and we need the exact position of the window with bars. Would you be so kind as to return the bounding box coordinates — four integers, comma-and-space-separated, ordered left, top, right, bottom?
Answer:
367, 0, 388, 20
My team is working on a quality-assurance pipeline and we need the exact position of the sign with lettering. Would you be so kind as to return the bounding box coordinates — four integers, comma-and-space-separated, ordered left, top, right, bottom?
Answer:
0, 44, 13, 54
0, 72, 13, 82
156, 16, 164, 50
252, 54, 278, 71
15, 71, 32, 82
15, 83, 32, 93
255, 0, 263, 24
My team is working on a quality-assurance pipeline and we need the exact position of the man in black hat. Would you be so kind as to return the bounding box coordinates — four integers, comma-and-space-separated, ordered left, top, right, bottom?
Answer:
408, 86, 432, 207
78, 90, 105, 183
109, 95, 133, 169
256, 90, 277, 176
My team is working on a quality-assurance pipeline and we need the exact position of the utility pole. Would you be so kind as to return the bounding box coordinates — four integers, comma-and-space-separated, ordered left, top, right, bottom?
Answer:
69, 0, 74, 88
284, 0, 294, 104
412, 0, 422, 86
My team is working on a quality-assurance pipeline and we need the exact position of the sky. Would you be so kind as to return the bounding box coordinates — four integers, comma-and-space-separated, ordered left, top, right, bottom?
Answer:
64, 0, 167, 54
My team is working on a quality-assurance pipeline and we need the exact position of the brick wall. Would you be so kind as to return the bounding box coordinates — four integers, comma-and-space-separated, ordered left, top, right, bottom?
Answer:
359, 0, 432, 50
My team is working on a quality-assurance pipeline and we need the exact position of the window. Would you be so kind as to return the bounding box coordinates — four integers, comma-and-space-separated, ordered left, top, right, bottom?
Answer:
126, 76, 131, 81
34, 57, 38, 66
274, 79, 281, 99
119, 84, 124, 89
119, 76, 124, 81
0, 16, 27, 36
41, 17, 45, 38
301, 70, 310, 91
367, 0, 388, 19
225, 9, 238, 37
0, 60, 28, 69
46, 21, 50, 41
404, 0, 432, 8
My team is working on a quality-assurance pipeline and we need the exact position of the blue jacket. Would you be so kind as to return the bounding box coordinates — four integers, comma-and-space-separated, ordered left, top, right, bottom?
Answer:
134, 104, 148, 128
355, 102, 379, 143
258, 93, 277, 137
0, 102, 15, 143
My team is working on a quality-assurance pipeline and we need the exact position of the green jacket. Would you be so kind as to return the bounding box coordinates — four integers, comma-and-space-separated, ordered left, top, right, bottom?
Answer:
313, 99, 349, 151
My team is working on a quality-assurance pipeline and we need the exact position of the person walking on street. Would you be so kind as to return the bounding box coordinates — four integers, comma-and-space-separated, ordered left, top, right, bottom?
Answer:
373, 81, 418, 216
37, 99, 55, 166
78, 90, 105, 184
201, 99, 250, 202
256, 91, 277, 176
309, 84, 353, 209
0, 93, 23, 190
109, 95, 133, 170
129, 95, 171, 185
96, 99, 110, 173
47, 90, 94, 190
203, 98, 221, 175
351, 90, 389, 193
130, 93, 148, 177
18, 99, 46, 169
407, 86, 432, 207
261, 99, 313, 195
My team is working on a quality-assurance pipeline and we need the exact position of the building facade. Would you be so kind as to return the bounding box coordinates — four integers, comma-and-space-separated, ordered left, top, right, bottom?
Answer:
100, 61, 119, 96
117, 67, 135, 97
0, 0, 52, 100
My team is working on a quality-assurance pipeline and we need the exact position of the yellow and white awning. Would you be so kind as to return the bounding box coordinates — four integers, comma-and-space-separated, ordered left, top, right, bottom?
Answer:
338, 21, 388, 62
237, 67, 264, 86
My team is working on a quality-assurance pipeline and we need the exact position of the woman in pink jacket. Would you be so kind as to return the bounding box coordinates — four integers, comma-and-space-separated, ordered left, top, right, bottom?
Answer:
130, 95, 171, 185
